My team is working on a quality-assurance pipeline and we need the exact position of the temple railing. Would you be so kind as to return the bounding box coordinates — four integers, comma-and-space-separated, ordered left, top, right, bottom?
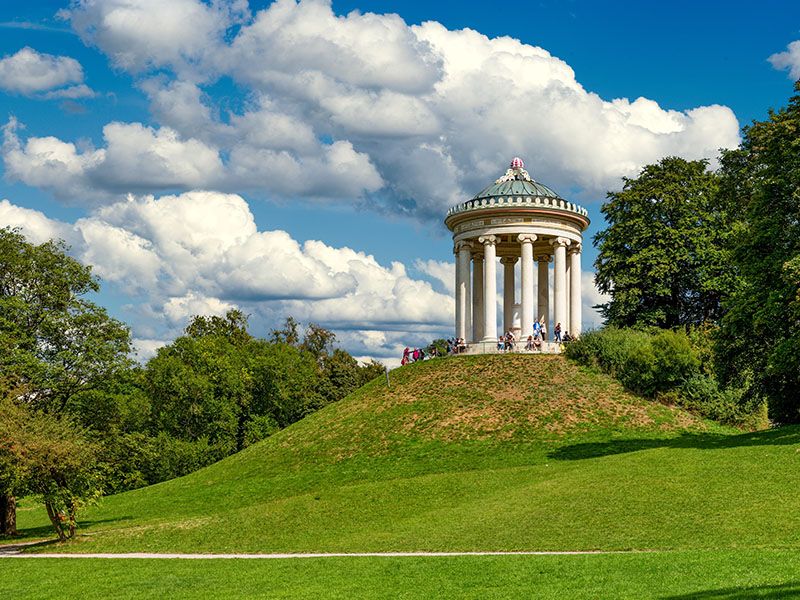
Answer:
462, 340, 563, 355
446, 195, 589, 218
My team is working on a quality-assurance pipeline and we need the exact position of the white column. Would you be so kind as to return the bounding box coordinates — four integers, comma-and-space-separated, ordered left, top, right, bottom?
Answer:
472, 252, 484, 342
501, 256, 517, 334
551, 237, 570, 339
480, 235, 497, 342
569, 244, 582, 337
455, 241, 471, 340
519, 234, 536, 339
454, 245, 461, 338
537, 255, 551, 338
565, 258, 571, 335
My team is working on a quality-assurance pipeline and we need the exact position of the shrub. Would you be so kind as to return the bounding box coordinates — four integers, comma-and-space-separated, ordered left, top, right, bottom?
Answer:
565, 326, 760, 426
615, 333, 657, 396
678, 375, 748, 425
651, 330, 700, 393
566, 328, 697, 397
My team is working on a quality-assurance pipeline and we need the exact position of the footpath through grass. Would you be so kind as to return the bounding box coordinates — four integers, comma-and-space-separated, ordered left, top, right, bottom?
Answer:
4, 550, 800, 599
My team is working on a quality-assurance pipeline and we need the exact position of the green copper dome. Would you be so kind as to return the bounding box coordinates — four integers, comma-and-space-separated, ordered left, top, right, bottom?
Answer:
471, 157, 562, 201
472, 178, 562, 201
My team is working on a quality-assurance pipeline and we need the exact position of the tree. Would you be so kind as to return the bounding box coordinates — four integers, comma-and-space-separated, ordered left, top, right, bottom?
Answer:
269, 316, 301, 346
716, 82, 800, 422
185, 309, 252, 346
248, 340, 324, 428
144, 334, 251, 456
0, 228, 131, 533
319, 349, 383, 404
594, 157, 737, 328
0, 401, 101, 541
301, 323, 337, 365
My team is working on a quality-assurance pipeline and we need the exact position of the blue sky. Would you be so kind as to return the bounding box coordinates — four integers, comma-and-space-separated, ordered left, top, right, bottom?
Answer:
1, 0, 798, 363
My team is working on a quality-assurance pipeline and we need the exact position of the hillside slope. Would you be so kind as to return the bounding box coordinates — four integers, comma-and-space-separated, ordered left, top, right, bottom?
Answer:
16, 354, 800, 553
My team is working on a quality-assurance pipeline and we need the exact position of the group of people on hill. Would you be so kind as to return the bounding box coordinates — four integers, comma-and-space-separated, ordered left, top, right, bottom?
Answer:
497, 320, 574, 352
401, 346, 427, 365
447, 337, 467, 354
401, 337, 468, 365
401, 322, 576, 364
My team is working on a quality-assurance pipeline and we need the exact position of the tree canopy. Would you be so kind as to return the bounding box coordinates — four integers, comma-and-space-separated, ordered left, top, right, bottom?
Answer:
0, 228, 132, 413
716, 81, 800, 422
0, 401, 101, 541
594, 157, 737, 328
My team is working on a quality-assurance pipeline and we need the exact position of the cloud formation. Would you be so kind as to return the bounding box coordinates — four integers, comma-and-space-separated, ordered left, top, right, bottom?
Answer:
0, 191, 453, 361
3, 0, 740, 218
0, 46, 94, 97
769, 40, 800, 79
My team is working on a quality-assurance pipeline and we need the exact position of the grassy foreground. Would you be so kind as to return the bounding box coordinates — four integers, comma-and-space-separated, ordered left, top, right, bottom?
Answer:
4, 550, 800, 599
6, 354, 800, 597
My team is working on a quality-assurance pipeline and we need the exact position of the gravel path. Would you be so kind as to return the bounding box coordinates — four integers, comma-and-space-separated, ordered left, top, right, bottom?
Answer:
0, 548, 652, 559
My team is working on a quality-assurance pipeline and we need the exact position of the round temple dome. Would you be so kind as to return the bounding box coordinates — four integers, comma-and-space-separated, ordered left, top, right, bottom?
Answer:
472, 157, 562, 202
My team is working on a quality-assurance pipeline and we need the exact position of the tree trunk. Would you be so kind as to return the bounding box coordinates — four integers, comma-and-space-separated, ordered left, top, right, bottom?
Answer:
0, 494, 17, 536
44, 501, 66, 542
68, 499, 77, 539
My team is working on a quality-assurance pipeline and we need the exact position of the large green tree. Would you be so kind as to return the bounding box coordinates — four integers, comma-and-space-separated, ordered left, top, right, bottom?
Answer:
716, 82, 800, 422
0, 228, 131, 534
594, 157, 737, 328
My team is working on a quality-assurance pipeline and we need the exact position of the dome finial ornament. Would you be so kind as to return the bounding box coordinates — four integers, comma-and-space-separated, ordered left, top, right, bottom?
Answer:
495, 156, 533, 184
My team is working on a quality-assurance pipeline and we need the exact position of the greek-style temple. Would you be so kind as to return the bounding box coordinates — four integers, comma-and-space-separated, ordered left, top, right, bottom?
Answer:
444, 158, 589, 352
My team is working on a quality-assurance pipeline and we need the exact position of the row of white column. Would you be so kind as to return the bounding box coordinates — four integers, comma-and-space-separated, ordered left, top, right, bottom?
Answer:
455, 235, 582, 343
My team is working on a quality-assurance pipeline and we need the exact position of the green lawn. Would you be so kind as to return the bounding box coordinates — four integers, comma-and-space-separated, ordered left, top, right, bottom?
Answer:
3, 550, 800, 599
4, 355, 800, 596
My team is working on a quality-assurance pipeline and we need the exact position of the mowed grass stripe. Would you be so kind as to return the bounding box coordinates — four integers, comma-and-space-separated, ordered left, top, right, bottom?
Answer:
2, 550, 800, 599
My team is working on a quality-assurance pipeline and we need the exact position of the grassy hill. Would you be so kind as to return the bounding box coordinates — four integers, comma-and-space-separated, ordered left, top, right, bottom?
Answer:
14, 353, 800, 557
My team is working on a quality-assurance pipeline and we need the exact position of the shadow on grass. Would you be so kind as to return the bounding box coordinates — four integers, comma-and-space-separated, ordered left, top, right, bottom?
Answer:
0, 537, 61, 554
549, 425, 800, 461
1, 516, 133, 545
662, 582, 800, 599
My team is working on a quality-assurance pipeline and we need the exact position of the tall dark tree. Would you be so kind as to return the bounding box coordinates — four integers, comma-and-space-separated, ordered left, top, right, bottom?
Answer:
0, 228, 131, 534
716, 82, 800, 422
594, 157, 737, 328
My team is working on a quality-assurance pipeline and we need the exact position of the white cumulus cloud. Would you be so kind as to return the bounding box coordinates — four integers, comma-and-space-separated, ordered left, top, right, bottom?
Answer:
3, 118, 224, 201
0, 46, 94, 97
0, 191, 454, 361
19, 0, 740, 219
769, 40, 800, 79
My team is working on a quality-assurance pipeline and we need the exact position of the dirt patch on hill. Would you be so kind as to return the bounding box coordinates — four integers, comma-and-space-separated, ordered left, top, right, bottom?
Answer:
389, 355, 706, 442
274, 354, 708, 458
